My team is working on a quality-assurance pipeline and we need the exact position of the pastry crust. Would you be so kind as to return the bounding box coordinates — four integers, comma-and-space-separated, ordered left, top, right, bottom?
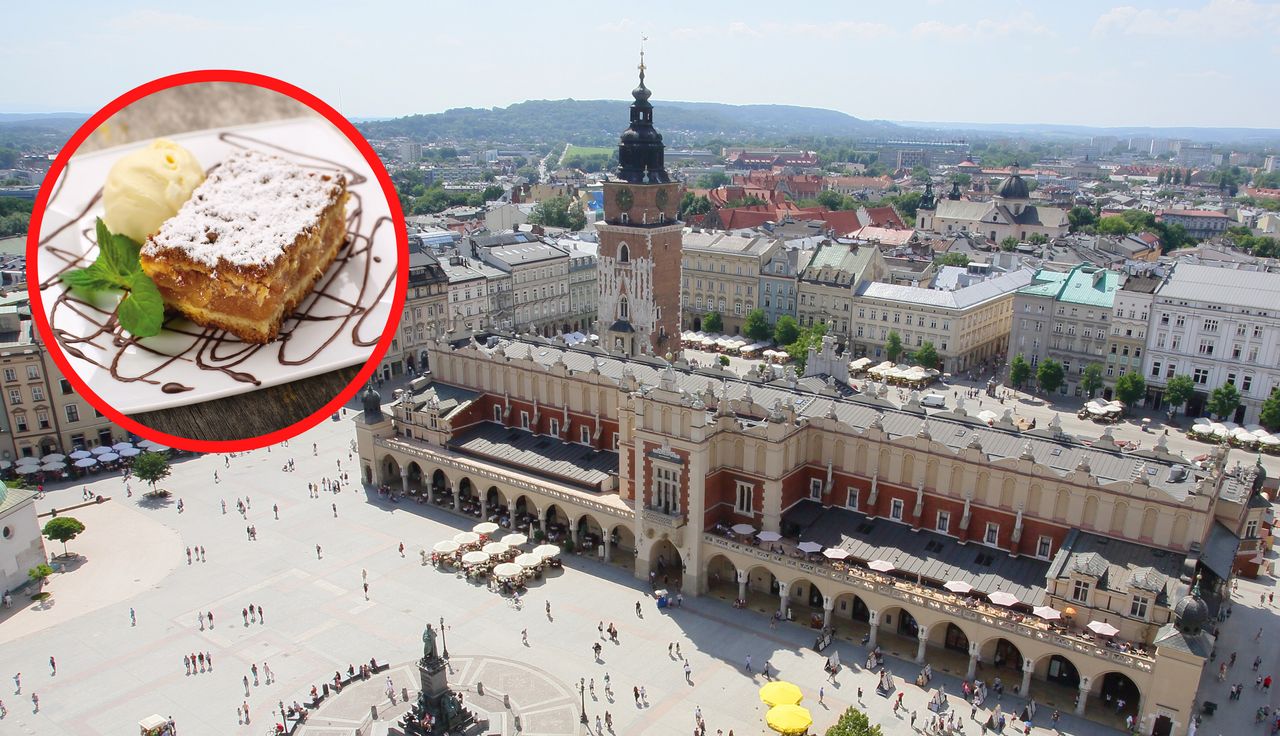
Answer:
140, 150, 348, 344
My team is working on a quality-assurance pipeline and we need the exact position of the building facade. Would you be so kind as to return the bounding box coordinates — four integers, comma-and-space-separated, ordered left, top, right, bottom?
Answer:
921, 168, 1069, 242
0, 485, 44, 597
566, 245, 598, 335
759, 246, 801, 328
596, 65, 682, 357
479, 241, 571, 338
358, 331, 1261, 736
1156, 210, 1232, 241
1143, 264, 1280, 424
848, 269, 1033, 373
386, 251, 449, 378
1007, 265, 1120, 397
1107, 275, 1159, 398
796, 243, 888, 346
680, 232, 778, 335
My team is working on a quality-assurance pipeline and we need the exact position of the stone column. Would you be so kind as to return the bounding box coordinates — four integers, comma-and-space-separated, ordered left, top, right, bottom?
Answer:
452, 484, 461, 512
966, 642, 980, 680
1020, 658, 1034, 698
777, 581, 790, 619
915, 626, 929, 663
603, 534, 612, 563
539, 511, 548, 536
570, 524, 579, 548
868, 610, 880, 647
400, 467, 409, 493
480, 495, 488, 521
1075, 681, 1089, 715
737, 569, 749, 601
822, 595, 835, 629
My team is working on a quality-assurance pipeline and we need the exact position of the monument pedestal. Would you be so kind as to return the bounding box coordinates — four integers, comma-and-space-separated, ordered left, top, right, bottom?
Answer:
399, 657, 475, 735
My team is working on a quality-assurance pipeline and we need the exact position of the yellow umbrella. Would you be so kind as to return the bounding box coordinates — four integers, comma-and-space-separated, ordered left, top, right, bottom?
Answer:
766, 704, 813, 735
759, 681, 804, 707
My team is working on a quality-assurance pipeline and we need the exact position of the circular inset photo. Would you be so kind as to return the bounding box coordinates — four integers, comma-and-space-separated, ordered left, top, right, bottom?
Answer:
28, 71, 407, 450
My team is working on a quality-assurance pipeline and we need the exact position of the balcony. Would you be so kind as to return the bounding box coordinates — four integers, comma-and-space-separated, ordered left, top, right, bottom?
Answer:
643, 505, 686, 529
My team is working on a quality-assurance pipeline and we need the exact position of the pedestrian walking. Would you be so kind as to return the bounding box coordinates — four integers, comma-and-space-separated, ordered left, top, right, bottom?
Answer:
545, 600, 551, 617
263, 661, 272, 683
257, 605, 263, 624
243, 675, 249, 694
600, 621, 606, 639
48, 657, 54, 677
130, 607, 136, 626
596, 715, 603, 733
221, 499, 226, 514
316, 544, 322, 559
636, 601, 642, 616
184, 655, 190, 675
332, 502, 337, 517
186, 547, 192, 564
640, 686, 647, 706
633, 686, 640, 705
819, 686, 825, 704
252, 663, 259, 685
521, 628, 528, 645
197, 652, 204, 671
198, 611, 205, 630
207, 611, 213, 628
684, 661, 692, 683
243, 701, 250, 723
206, 652, 212, 670
606, 711, 613, 731
199, 546, 205, 562
364, 582, 369, 599
744, 654, 752, 672
362, 568, 368, 582
243, 608, 249, 626
273, 504, 279, 520
30, 693, 37, 713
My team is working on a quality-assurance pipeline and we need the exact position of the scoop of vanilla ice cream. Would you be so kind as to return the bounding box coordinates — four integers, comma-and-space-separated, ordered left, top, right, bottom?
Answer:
102, 139, 205, 243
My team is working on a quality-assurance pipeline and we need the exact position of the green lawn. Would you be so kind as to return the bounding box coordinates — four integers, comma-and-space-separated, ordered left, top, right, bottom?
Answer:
564, 145, 613, 158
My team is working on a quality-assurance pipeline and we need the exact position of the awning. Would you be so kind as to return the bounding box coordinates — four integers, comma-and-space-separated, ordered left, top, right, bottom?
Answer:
1199, 521, 1240, 581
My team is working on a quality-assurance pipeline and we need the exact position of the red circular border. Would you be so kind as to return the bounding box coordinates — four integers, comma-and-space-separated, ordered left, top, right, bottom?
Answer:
26, 70, 409, 453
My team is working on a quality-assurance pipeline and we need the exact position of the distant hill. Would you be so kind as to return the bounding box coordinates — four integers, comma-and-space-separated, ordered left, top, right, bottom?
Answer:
357, 99, 907, 145
895, 120, 1280, 146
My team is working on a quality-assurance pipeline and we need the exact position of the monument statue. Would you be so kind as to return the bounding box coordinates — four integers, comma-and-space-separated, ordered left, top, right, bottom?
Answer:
422, 624, 437, 662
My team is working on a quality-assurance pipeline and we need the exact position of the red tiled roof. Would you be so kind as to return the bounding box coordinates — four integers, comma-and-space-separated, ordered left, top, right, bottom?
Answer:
826, 175, 895, 190
820, 209, 863, 236
1244, 187, 1280, 200
863, 206, 905, 229
717, 207, 778, 230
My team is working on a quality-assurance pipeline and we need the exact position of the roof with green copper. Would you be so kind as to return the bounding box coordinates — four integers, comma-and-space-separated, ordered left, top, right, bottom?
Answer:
1018, 265, 1119, 308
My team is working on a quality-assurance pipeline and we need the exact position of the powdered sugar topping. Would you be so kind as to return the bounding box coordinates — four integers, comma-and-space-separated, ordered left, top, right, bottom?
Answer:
144, 149, 345, 268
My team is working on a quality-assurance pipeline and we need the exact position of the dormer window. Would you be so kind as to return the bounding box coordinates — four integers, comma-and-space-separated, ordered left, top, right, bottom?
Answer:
1071, 579, 1091, 603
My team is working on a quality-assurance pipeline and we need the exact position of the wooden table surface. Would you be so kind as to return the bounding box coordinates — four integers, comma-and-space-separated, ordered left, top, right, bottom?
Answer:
83, 82, 369, 443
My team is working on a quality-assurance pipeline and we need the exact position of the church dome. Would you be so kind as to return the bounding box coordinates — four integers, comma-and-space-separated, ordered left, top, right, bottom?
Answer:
996, 173, 1029, 200
1173, 589, 1209, 635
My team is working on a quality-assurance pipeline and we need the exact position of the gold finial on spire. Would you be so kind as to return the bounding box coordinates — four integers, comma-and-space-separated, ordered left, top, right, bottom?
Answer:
639, 33, 648, 77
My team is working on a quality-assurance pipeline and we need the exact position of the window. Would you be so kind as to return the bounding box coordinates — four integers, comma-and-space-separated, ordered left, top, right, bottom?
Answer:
1150, 361, 1161, 378
548, 418, 559, 437
7, 388, 19, 406
1037, 536, 1052, 558
31, 386, 44, 402
890, 498, 904, 520
1175, 315, 1185, 327
493, 405, 503, 423
1166, 363, 1177, 379
1233, 344, 1243, 359
1254, 325, 1263, 339
618, 244, 629, 262
36, 410, 49, 429
1, 368, 13, 382
1130, 596, 1150, 619
846, 487, 859, 510
1072, 579, 1091, 603
1159, 313, 1169, 325
653, 464, 680, 514
1246, 520, 1259, 538
25, 365, 39, 380
1197, 340, 1214, 355
984, 522, 999, 545
15, 415, 26, 432
1193, 368, 1209, 385
618, 297, 629, 320
735, 481, 753, 514
611, 432, 619, 450
809, 478, 823, 500
1242, 375, 1253, 393
936, 511, 950, 534
1237, 323, 1247, 336
520, 411, 530, 429
580, 425, 591, 445
1203, 319, 1218, 332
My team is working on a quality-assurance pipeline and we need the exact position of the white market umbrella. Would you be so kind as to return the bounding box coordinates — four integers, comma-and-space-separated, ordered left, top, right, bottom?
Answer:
533, 543, 560, 559
433, 540, 460, 554
1087, 620, 1119, 637
97, 452, 120, 462
40, 462, 67, 472
988, 591, 1020, 607
501, 533, 529, 547
757, 531, 783, 543
473, 521, 499, 535
74, 457, 98, 468
91, 446, 113, 455
797, 541, 824, 554
41, 453, 66, 462
493, 562, 524, 579
112, 442, 134, 451
823, 548, 850, 560
461, 551, 489, 566
137, 439, 163, 449
17, 465, 41, 474
868, 559, 895, 573
515, 552, 543, 568
145, 445, 171, 453
944, 580, 974, 594
69, 450, 92, 460
15, 456, 40, 465
0, 461, 10, 469
731, 523, 757, 535
1033, 605, 1062, 621
482, 542, 509, 556
119, 447, 142, 457
453, 532, 480, 545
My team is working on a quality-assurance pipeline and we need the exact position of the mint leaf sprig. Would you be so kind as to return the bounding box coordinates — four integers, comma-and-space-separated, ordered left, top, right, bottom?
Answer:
60, 218, 166, 337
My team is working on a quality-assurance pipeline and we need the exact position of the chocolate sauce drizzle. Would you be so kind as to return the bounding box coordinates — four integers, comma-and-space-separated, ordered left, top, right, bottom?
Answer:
38, 131, 398, 407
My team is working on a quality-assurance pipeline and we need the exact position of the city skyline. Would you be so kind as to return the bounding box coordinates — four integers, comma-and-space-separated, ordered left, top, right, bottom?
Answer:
4, 0, 1279, 129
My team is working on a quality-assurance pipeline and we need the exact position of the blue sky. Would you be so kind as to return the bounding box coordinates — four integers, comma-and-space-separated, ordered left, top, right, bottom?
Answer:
3, 0, 1277, 128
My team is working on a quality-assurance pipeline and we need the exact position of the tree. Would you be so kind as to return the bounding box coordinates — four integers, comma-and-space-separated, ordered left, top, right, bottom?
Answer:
885, 331, 903, 362
785, 322, 827, 373
936, 252, 970, 267
911, 165, 931, 184
912, 342, 939, 369
702, 311, 723, 334
817, 190, 846, 210
1163, 374, 1196, 415
950, 172, 972, 186
1081, 364, 1104, 398
527, 196, 586, 230
825, 706, 884, 736
132, 451, 172, 495
1068, 206, 1098, 232
1027, 233, 1050, 245
679, 193, 712, 219
773, 315, 800, 346
1207, 383, 1241, 421
743, 308, 771, 341
1009, 354, 1032, 389
695, 172, 730, 189
1036, 359, 1065, 395
1260, 388, 1280, 431
42, 517, 86, 557
28, 563, 54, 588
1172, 169, 1182, 185
1000, 236, 1020, 252
1114, 372, 1146, 408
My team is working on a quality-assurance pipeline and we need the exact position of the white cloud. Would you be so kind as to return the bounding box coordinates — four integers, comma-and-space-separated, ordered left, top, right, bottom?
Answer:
668, 20, 890, 42
1093, 0, 1280, 38
911, 14, 1049, 41
596, 18, 635, 33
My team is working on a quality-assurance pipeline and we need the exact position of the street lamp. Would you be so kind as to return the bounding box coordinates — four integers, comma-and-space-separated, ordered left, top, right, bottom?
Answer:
439, 617, 449, 659
578, 677, 588, 724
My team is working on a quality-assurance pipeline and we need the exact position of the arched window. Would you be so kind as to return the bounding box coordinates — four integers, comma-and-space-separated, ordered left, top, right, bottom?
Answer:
619, 244, 630, 263
619, 297, 629, 320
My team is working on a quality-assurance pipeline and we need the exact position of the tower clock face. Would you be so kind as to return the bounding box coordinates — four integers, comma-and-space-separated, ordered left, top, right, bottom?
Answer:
616, 187, 634, 211
656, 188, 669, 211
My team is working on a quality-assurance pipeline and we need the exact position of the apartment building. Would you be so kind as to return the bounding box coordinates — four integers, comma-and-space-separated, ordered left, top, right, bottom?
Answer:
796, 243, 888, 345
1007, 265, 1120, 396
680, 231, 780, 335
1107, 275, 1159, 396
478, 241, 572, 337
